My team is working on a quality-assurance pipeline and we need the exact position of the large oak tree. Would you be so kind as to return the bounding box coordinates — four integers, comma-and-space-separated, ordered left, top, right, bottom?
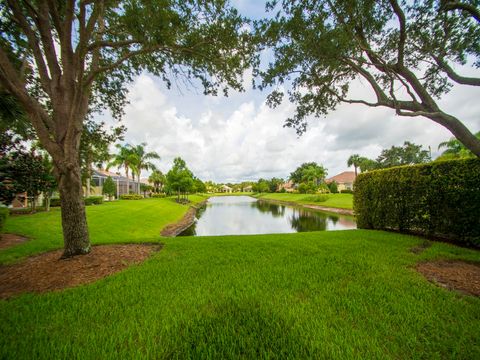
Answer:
0, 0, 254, 257
259, 0, 480, 156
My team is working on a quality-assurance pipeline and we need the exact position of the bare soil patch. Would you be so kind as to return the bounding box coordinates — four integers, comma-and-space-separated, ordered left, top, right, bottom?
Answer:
0, 244, 160, 299
0, 233, 29, 250
416, 260, 480, 297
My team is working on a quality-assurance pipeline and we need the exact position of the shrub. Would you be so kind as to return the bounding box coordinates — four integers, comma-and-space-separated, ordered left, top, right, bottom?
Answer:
0, 207, 9, 231
102, 177, 116, 199
120, 194, 143, 200
354, 158, 480, 247
298, 182, 317, 194
328, 181, 338, 193
151, 193, 166, 198
50, 198, 61, 207
303, 194, 329, 203
85, 196, 104, 205
340, 189, 353, 194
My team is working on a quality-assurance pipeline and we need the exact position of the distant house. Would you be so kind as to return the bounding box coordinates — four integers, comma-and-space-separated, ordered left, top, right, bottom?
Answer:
90, 169, 138, 197
325, 171, 356, 191
242, 185, 253, 192
278, 180, 295, 192
219, 184, 233, 193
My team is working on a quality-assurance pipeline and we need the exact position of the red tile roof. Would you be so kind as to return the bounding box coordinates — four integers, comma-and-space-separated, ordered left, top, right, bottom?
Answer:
326, 171, 356, 184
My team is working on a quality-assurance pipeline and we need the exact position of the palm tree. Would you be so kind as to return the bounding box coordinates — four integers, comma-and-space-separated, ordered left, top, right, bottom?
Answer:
148, 170, 166, 192
437, 132, 480, 160
129, 143, 160, 194
107, 144, 136, 194
347, 154, 362, 176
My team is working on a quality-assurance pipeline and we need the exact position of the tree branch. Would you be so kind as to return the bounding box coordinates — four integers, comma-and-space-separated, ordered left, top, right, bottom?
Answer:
7, 0, 52, 95
0, 47, 58, 154
441, 1, 480, 22
388, 0, 407, 65
433, 55, 480, 86
86, 39, 142, 52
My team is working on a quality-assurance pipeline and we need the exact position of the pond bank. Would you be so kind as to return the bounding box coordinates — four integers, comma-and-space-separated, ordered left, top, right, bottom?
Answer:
161, 200, 207, 237
256, 197, 355, 216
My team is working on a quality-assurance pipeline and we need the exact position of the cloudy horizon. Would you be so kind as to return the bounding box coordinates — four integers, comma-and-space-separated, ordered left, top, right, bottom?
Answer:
98, 1, 480, 184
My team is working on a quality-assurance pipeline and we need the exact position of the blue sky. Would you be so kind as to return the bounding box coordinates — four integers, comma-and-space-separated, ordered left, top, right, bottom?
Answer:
100, 0, 480, 183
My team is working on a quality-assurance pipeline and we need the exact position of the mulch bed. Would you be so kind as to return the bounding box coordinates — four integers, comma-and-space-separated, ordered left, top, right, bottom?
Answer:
416, 260, 480, 297
0, 233, 29, 250
0, 244, 161, 299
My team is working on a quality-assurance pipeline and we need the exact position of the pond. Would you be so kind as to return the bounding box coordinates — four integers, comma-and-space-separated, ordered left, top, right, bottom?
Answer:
179, 196, 356, 236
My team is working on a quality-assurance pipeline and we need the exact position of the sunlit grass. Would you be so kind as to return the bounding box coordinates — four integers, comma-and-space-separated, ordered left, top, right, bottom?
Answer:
1, 195, 479, 358
255, 193, 354, 209
0, 195, 207, 264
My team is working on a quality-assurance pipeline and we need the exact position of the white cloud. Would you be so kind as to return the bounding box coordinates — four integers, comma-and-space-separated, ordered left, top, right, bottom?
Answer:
102, 60, 480, 183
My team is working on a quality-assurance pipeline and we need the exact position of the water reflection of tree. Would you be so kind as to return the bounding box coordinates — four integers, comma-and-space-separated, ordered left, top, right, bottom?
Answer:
253, 201, 286, 218
289, 209, 331, 232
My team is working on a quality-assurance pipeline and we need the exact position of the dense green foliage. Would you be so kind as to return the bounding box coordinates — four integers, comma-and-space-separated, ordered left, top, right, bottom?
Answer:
289, 162, 327, 185
0, 207, 8, 231
102, 177, 116, 200
84, 196, 104, 206
327, 181, 338, 193
437, 131, 480, 160
166, 157, 195, 201
258, 0, 480, 155
350, 141, 431, 174
354, 158, 480, 246
0, 139, 56, 209
120, 194, 143, 200
1, 227, 479, 358
148, 170, 166, 192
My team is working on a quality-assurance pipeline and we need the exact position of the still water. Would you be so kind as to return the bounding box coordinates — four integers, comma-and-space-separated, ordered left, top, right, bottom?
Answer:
179, 196, 356, 236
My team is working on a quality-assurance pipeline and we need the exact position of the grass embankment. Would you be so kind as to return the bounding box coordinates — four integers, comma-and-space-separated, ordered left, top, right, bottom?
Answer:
0, 194, 207, 264
255, 192, 353, 210
1, 197, 480, 358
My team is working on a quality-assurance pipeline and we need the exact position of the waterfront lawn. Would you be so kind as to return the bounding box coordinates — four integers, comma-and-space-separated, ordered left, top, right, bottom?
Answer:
255, 192, 353, 209
0, 194, 207, 264
0, 229, 479, 358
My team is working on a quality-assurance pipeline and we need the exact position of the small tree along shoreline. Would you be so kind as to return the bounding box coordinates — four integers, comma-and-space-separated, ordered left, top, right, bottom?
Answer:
0, 1, 254, 257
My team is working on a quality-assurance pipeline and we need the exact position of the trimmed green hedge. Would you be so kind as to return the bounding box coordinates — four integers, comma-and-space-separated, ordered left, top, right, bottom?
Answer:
49, 196, 104, 207
151, 193, 166, 198
85, 196, 104, 205
120, 194, 143, 200
354, 158, 480, 247
50, 198, 61, 207
0, 207, 8, 232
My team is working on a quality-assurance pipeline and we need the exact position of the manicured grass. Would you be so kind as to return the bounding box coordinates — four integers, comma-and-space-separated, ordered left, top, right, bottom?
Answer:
255, 192, 354, 209
0, 230, 479, 358
1, 197, 479, 358
0, 194, 207, 264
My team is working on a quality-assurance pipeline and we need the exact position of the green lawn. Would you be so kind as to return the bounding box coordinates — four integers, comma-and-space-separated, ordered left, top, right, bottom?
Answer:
1, 199, 480, 358
255, 192, 354, 209
0, 194, 206, 264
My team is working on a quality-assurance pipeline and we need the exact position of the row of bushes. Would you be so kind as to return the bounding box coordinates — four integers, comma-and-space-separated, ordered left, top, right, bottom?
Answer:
354, 158, 480, 247
49, 196, 104, 207
151, 193, 166, 198
120, 194, 143, 200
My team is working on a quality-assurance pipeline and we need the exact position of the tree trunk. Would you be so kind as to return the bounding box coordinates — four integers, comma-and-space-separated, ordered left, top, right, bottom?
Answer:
58, 164, 91, 258
429, 113, 480, 157
126, 167, 130, 194
45, 192, 51, 212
